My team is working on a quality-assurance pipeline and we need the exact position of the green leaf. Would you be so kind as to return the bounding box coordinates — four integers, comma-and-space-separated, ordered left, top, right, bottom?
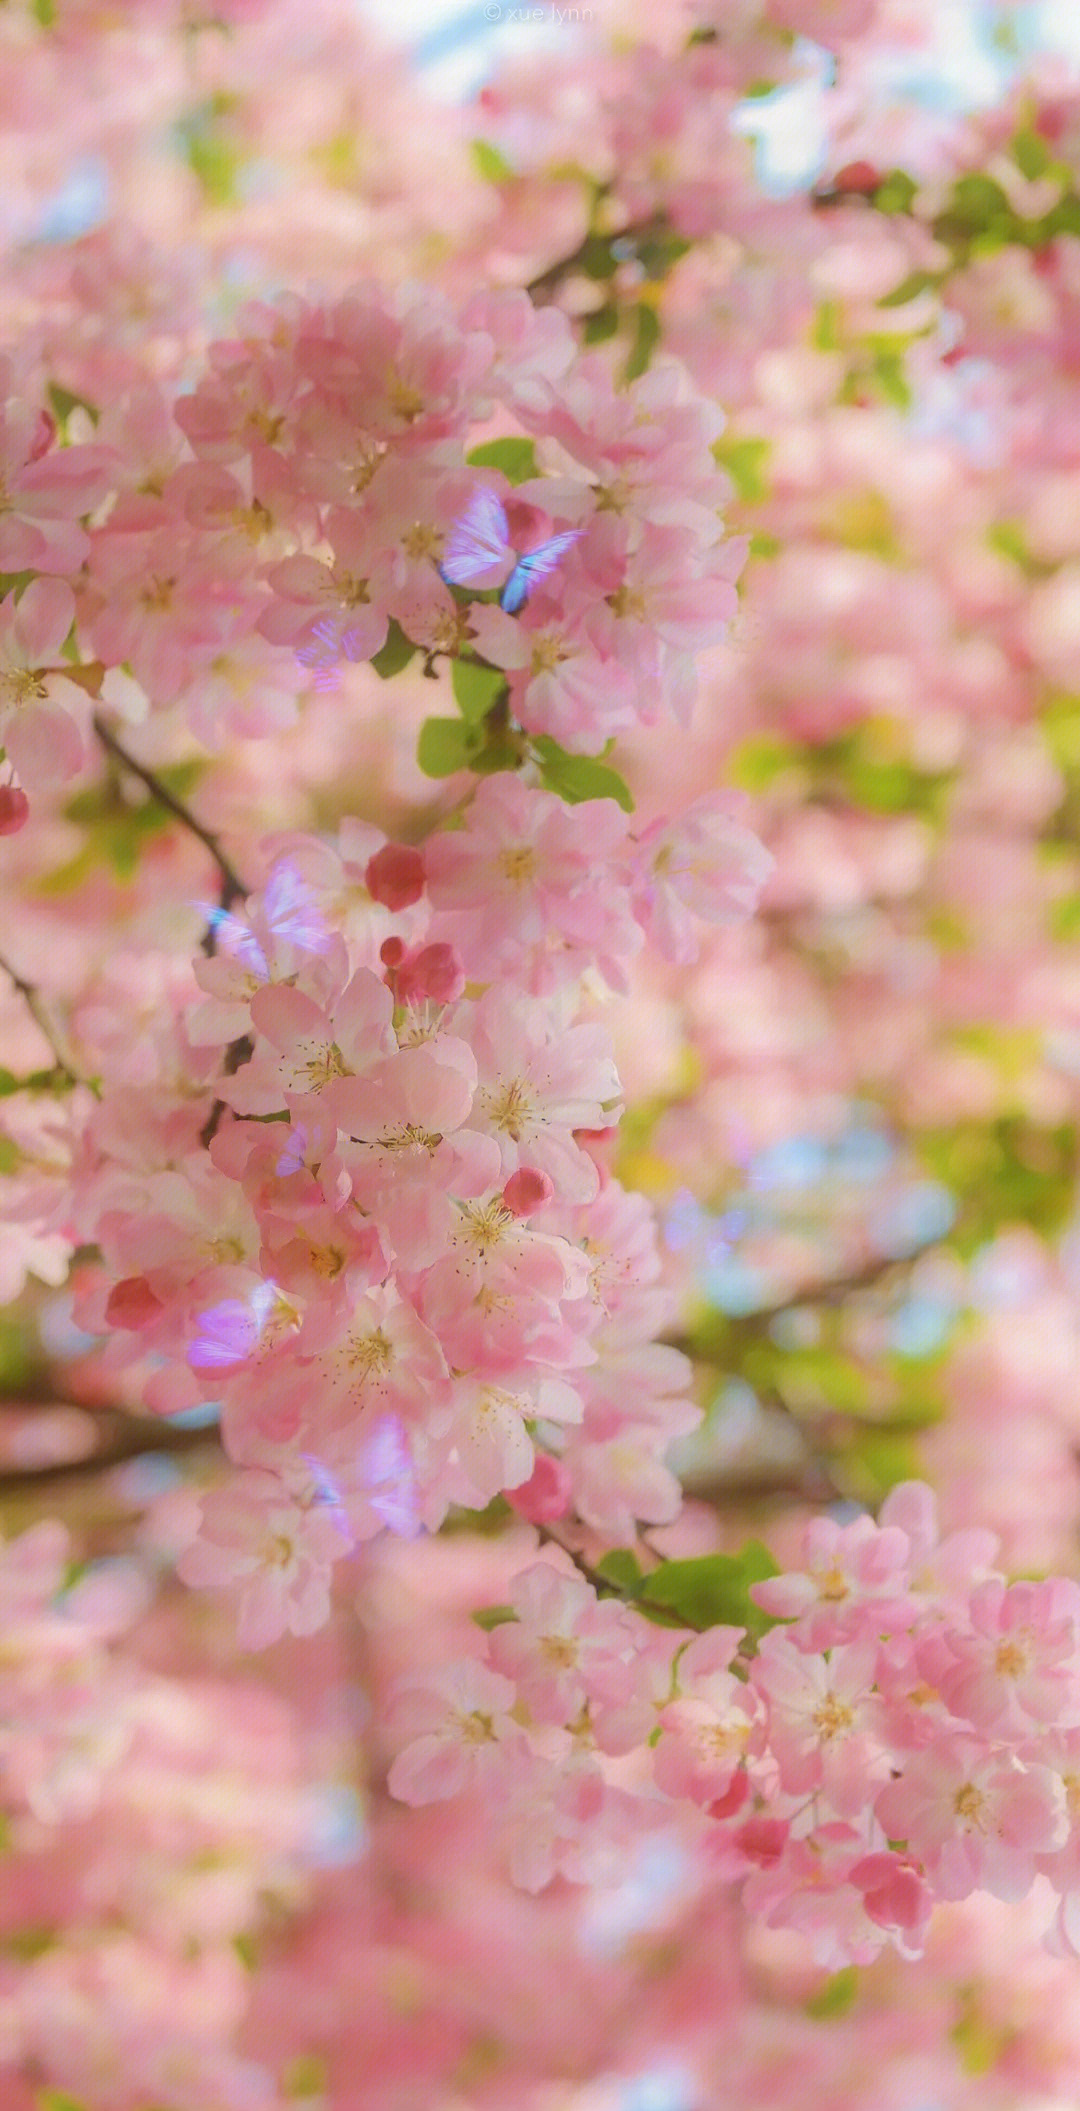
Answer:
370, 619, 416, 680
624, 304, 661, 382
727, 732, 800, 792
233, 1931, 258, 1971
31, 0, 57, 22
806, 1967, 859, 2020
417, 717, 473, 778
471, 139, 515, 184
713, 433, 771, 504
186, 131, 238, 207
532, 735, 634, 812
583, 305, 620, 346
468, 734, 521, 775
1013, 126, 1053, 181
472, 1604, 517, 1631
639, 1543, 780, 1637
577, 232, 621, 281
869, 348, 912, 408
36, 2095, 86, 2111
877, 269, 935, 308
873, 169, 917, 215
452, 658, 505, 725
47, 380, 99, 428
595, 1549, 646, 1594
1050, 893, 1080, 943
0, 1069, 19, 1098
466, 438, 540, 486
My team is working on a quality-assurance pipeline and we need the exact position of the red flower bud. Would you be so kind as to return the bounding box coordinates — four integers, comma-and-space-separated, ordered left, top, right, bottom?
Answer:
0, 786, 30, 834
502, 1167, 554, 1217
366, 843, 426, 910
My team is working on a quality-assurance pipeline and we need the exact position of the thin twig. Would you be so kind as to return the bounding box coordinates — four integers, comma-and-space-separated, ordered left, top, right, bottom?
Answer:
92, 714, 247, 910
0, 948, 84, 1087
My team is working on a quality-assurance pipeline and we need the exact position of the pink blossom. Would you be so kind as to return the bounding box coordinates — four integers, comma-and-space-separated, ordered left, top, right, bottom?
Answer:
631, 794, 775, 965
488, 1562, 638, 1723
387, 1659, 521, 1804
0, 580, 88, 789
177, 1468, 353, 1649
874, 1740, 1068, 1902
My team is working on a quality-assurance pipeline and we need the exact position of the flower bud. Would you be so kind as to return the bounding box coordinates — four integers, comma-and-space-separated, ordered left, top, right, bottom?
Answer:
501, 1167, 554, 1217
0, 785, 30, 834
366, 843, 426, 910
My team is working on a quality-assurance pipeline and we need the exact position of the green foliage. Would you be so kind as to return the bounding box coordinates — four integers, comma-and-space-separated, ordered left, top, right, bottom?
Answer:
284, 2053, 328, 2099
726, 733, 802, 793
370, 619, 416, 679
713, 433, 772, 505
531, 735, 634, 812
417, 717, 475, 778
742, 1342, 872, 1418
873, 170, 917, 215
805, 1967, 860, 2019
466, 437, 540, 486
1012, 124, 1057, 182
1049, 893, 1080, 943
40, 763, 205, 889
471, 1604, 517, 1631
47, 380, 99, 429
452, 658, 505, 725
595, 1549, 647, 1594
177, 94, 241, 206
583, 305, 620, 345
815, 722, 953, 821
36, 2094, 85, 2111
624, 303, 661, 382
601, 1543, 782, 1639
920, 1118, 1077, 1251
1042, 692, 1080, 771
877, 269, 936, 308
471, 139, 515, 184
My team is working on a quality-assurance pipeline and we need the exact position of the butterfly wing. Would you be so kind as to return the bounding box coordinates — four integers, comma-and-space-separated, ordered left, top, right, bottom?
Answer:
261, 859, 334, 958
498, 528, 582, 613
195, 901, 268, 977
439, 487, 512, 587
362, 1415, 423, 1538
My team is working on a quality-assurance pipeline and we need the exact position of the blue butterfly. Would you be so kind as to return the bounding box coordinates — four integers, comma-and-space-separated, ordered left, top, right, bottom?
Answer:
440, 486, 582, 614
196, 859, 333, 975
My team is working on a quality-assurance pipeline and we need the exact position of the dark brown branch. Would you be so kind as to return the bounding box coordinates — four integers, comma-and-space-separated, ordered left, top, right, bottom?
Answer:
525, 211, 670, 304
93, 714, 247, 913
0, 1408, 219, 1497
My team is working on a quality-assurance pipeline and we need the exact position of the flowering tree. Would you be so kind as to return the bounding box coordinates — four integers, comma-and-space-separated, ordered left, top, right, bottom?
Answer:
3, 0, 1080, 2104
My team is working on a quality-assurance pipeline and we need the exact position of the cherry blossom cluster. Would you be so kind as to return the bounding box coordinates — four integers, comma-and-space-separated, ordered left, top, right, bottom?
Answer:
2, 278, 750, 822
389, 1484, 1080, 1967
60, 771, 767, 1650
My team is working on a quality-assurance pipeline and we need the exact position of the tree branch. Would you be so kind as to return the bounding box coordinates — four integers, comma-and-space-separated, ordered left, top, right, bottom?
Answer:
92, 714, 247, 916
0, 948, 86, 1088
0, 1407, 220, 1497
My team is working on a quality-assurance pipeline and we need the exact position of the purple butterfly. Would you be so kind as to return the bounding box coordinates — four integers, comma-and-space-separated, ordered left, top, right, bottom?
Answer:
440, 487, 582, 614
295, 616, 368, 691
302, 1416, 423, 1541
196, 860, 333, 975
